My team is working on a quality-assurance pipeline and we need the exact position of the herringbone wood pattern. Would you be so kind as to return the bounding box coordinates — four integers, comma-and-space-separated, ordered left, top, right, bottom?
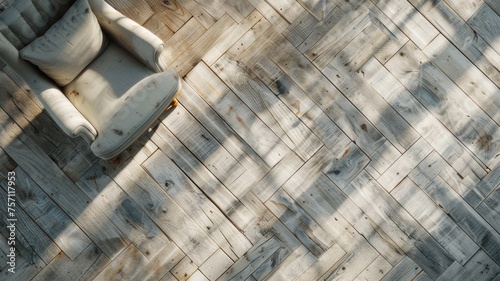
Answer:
1, 0, 500, 280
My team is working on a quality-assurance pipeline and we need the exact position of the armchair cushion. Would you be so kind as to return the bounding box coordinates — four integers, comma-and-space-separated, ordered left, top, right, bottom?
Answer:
19, 0, 106, 86
64, 42, 181, 159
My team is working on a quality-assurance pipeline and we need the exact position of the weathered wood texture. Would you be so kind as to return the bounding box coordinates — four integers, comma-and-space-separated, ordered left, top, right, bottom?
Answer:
0, 0, 499, 279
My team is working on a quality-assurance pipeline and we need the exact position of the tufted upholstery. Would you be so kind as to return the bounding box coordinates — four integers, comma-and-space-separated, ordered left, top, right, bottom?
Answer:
0, 0, 74, 49
0, 0, 182, 159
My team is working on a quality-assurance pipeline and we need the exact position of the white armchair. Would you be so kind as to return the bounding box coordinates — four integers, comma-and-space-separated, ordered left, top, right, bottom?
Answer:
0, 0, 181, 159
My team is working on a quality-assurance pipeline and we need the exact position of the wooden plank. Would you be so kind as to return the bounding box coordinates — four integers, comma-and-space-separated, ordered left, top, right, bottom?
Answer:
0, 108, 129, 259
282, 146, 365, 226
413, 272, 434, 281
268, 34, 386, 156
246, 0, 289, 33
391, 178, 479, 265
321, 22, 388, 70
263, 245, 317, 281
423, 34, 500, 125
344, 171, 454, 278
177, 80, 269, 174
476, 201, 500, 235
304, 7, 371, 69
150, 121, 243, 211
203, 10, 263, 66
295, 244, 347, 280
161, 104, 246, 186
322, 142, 371, 189
264, 0, 306, 23
171, 256, 198, 281
2, 66, 44, 109
131, 242, 186, 281
408, 150, 449, 188
185, 62, 290, 167
93, 244, 148, 281
354, 255, 393, 281
468, 4, 500, 54
187, 271, 209, 281
283, 164, 364, 247
367, 3, 410, 64
177, 0, 216, 28
0, 183, 60, 265
297, 5, 359, 53
187, 270, 209, 281
76, 163, 170, 260
32, 244, 110, 281
435, 262, 463, 281
313, 240, 379, 281
409, 0, 500, 88
353, 216, 405, 266
0, 236, 46, 281
110, 157, 218, 265
252, 151, 303, 202
213, 54, 323, 161
172, 14, 235, 76
143, 150, 253, 261
265, 188, 335, 256
323, 39, 421, 153
227, 17, 271, 59
444, 0, 483, 20
360, 57, 487, 180
220, 0, 255, 23
439, 165, 479, 199
448, 250, 500, 280
422, 176, 500, 265
106, 0, 155, 25
282, 9, 319, 47
193, 0, 226, 19
380, 256, 422, 281
386, 41, 500, 168
485, 0, 500, 15
49, 137, 98, 182
142, 14, 174, 41
365, 140, 402, 176
144, 0, 192, 32
482, 185, 500, 225
240, 191, 302, 250
199, 249, 234, 281
216, 235, 282, 280
464, 164, 500, 207
252, 56, 352, 155
250, 244, 289, 280
0, 147, 16, 178
160, 272, 178, 281
5, 167, 91, 260
371, 0, 438, 49
377, 138, 433, 192
296, 0, 336, 21
160, 17, 206, 66
0, 71, 60, 154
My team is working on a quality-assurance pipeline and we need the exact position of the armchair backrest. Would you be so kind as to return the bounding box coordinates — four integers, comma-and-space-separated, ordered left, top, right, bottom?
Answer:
0, 0, 75, 50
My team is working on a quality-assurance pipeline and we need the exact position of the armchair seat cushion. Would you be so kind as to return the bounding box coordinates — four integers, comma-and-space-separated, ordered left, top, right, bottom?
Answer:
64, 42, 181, 159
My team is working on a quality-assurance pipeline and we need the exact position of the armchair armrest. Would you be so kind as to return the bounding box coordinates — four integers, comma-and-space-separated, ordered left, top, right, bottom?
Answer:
89, 0, 167, 72
0, 34, 97, 143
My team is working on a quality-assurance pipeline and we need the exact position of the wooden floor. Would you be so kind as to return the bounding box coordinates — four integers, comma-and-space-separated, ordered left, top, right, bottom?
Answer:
1, 0, 500, 280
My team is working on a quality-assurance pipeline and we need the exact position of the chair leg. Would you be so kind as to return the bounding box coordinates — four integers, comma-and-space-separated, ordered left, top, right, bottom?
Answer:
168, 97, 179, 109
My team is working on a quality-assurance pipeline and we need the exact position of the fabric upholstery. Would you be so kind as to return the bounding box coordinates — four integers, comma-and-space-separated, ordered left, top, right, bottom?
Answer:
20, 0, 106, 86
65, 42, 180, 159
0, 0, 74, 49
0, 32, 98, 142
89, 0, 167, 72
0, 0, 182, 159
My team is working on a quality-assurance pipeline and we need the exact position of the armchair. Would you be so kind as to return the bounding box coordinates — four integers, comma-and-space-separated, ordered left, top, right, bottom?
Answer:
0, 0, 181, 159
